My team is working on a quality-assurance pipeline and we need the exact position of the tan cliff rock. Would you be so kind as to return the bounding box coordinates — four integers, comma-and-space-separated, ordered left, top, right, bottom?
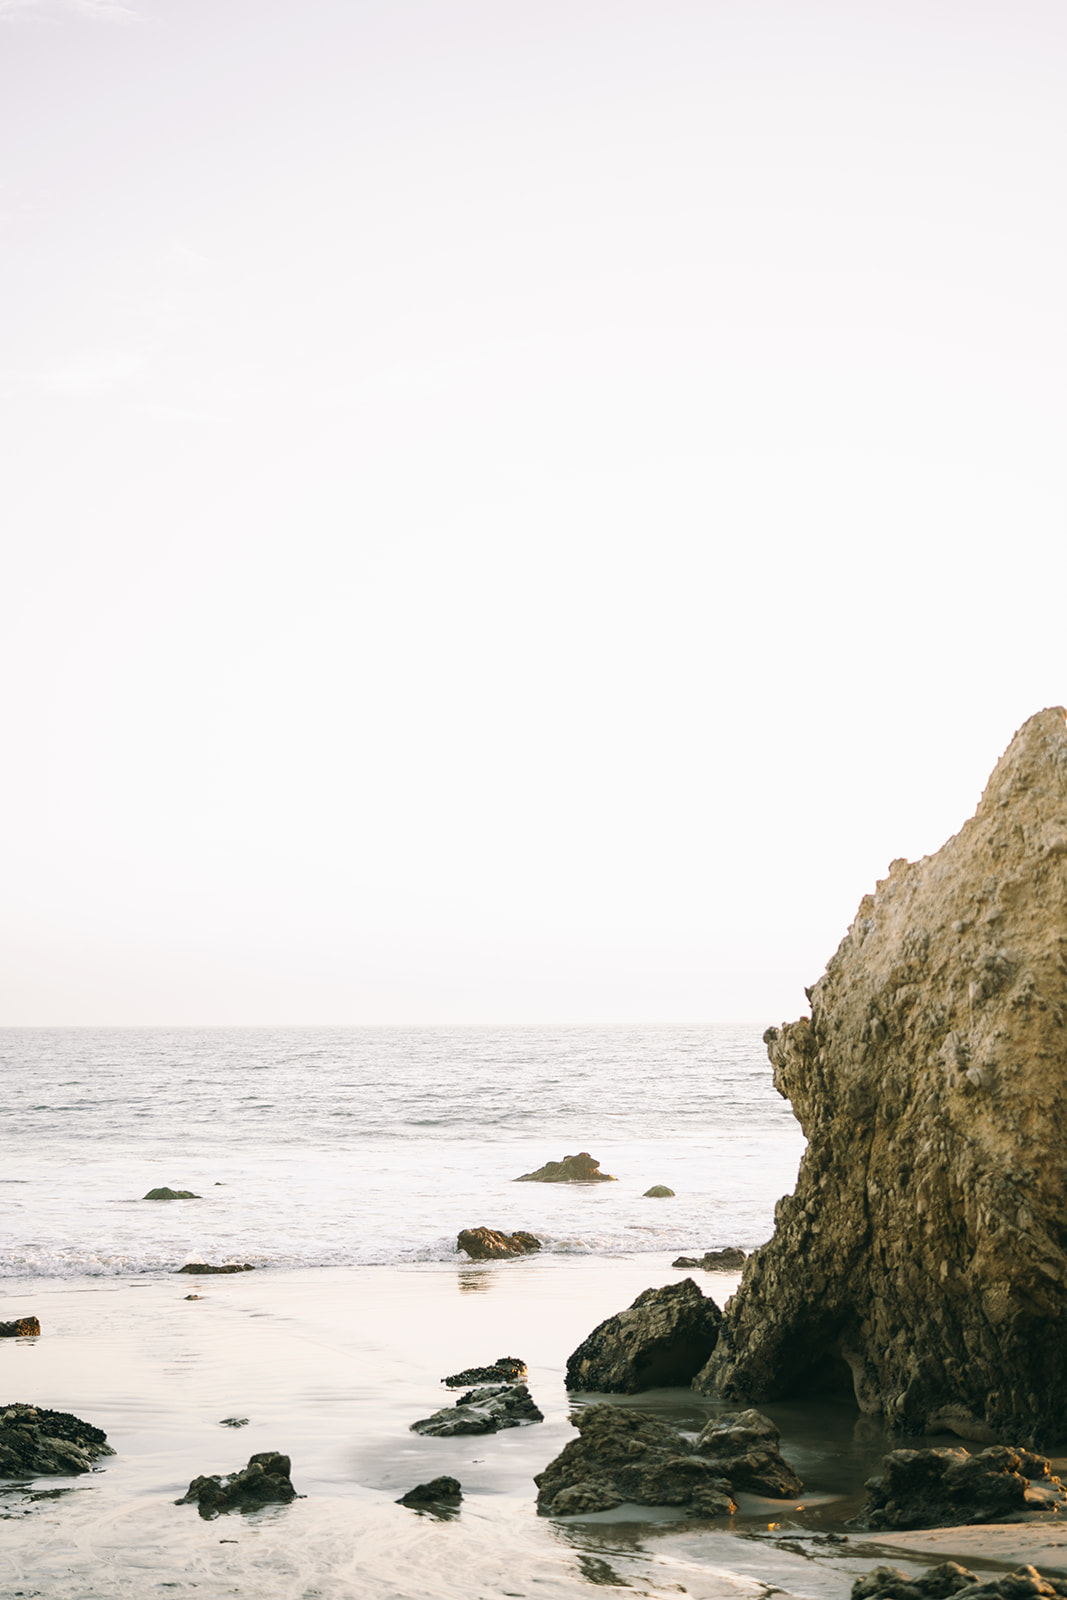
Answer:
695, 707, 1067, 1447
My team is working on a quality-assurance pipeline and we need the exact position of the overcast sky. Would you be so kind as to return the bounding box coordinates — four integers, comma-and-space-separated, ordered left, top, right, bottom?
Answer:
2, 0, 1064, 1026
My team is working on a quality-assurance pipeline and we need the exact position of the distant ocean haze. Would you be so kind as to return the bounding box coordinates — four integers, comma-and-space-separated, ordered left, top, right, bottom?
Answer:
0, 1026, 803, 1279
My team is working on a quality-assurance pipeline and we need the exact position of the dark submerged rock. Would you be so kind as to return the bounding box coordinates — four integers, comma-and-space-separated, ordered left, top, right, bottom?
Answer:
644, 1185, 675, 1197
852, 1565, 1067, 1600
143, 1187, 200, 1200
847, 1444, 1067, 1531
456, 1228, 541, 1260
177, 1262, 255, 1274
0, 1317, 40, 1338
396, 1475, 463, 1513
695, 711, 1067, 1447
442, 1356, 527, 1387
565, 1279, 722, 1393
672, 1248, 747, 1271
0, 1404, 114, 1477
535, 1402, 800, 1517
515, 1152, 617, 1183
177, 1451, 297, 1516
411, 1382, 543, 1436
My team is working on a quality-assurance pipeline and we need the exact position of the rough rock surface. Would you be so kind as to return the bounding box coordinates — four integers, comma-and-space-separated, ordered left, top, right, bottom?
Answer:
177, 1451, 296, 1516
673, 1249, 747, 1271
396, 1475, 463, 1512
515, 1152, 616, 1183
0, 1317, 40, 1337
0, 1405, 114, 1476
144, 1187, 200, 1200
848, 1444, 1067, 1531
456, 1227, 541, 1260
853, 1564, 1067, 1600
442, 1356, 527, 1387
534, 1402, 801, 1516
565, 1279, 722, 1393
177, 1262, 254, 1274
696, 709, 1067, 1445
643, 1185, 675, 1197
411, 1383, 543, 1436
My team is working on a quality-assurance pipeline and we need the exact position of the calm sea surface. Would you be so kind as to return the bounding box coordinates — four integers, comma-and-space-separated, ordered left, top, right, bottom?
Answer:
0, 1026, 805, 1278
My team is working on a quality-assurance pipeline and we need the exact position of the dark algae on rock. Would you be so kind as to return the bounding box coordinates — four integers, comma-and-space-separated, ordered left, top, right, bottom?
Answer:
442, 1356, 527, 1386
534, 1403, 801, 1517
696, 709, 1067, 1447
177, 1451, 297, 1516
566, 1279, 722, 1393
0, 1405, 114, 1477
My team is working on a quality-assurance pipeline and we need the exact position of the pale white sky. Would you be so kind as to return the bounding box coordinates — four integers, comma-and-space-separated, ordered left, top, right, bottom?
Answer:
2, 0, 1064, 1025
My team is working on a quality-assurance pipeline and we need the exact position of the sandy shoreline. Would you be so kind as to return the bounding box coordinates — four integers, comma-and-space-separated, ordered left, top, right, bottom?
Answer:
3, 1258, 1066, 1599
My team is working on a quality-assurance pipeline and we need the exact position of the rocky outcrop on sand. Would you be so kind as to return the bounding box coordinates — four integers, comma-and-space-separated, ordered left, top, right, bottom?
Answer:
0, 1404, 114, 1476
565, 1279, 721, 1393
673, 1249, 747, 1271
456, 1227, 541, 1260
177, 1451, 297, 1516
177, 1262, 254, 1274
0, 1317, 40, 1337
411, 1383, 543, 1436
534, 1402, 801, 1516
396, 1475, 463, 1512
696, 709, 1067, 1446
847, 1444, 1067, 1531
144, 1187, 200, 1200
853, 1564, 1067, 1600
643, 1185, 675, 1197
515, 1152, 616, 1182
442, 1356, 527, 1386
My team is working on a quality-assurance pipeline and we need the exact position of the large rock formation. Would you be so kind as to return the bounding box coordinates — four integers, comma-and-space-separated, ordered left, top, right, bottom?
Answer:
566, 1279, 722, 1393
696, 708, 1067, 1446
848, 1444, 1067, 1531
0, 1404, 114, 1476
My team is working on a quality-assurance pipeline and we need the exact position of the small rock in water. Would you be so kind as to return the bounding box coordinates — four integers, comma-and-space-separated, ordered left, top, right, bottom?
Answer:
0, 1317, 40, 1338
411, 1383, 544, 1437
456, 1228, 540, 1261
515, 1151, 616, 1183
143, 1187, 200, 1200
396, 1475, 463, 1514
177, 1451, 297, 1517
847, 1444, 1067, 1531
219, 1418, 249, 1428
177, 1262, 255, 1274
443, 1356, 527, 1387
565, 1278, 722, 1393
672, 1248, 747, 1271
184, 1294, 203, 1301
0, 1404, 115, 1477
643, 1185, 675, 1197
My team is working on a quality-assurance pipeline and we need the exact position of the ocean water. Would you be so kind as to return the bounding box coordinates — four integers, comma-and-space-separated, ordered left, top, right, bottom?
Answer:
0, 1025, 805, 1279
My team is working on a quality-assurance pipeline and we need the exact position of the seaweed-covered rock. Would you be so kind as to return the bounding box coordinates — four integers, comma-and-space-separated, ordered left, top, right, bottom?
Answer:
694, 1408, 804, 1496
644, 1186, 675, 1198
144, 1187, 200, 1200
696, 709, 1067, 1447
566, 1279, 722, 1393
411, 1382, 543, 1436
0, 1404, 114, 1477
515, 1152, 616, 1183
177, 1262, 254, 1274
456, 1228, 541, 1260
0, 1317, 40, 1337
177, 1451, 297, 1516
536, 1402, 801, 1517
673, 1249, 747, 1271
396, 1475, 463, 1512
442, 1356, 527, 1387
852, 1565, 1067, 1600
847, 1444, 1067, 1531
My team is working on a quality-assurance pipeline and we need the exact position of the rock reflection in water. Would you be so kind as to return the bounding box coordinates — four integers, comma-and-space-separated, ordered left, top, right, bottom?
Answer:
457, 1268, 493, 1293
